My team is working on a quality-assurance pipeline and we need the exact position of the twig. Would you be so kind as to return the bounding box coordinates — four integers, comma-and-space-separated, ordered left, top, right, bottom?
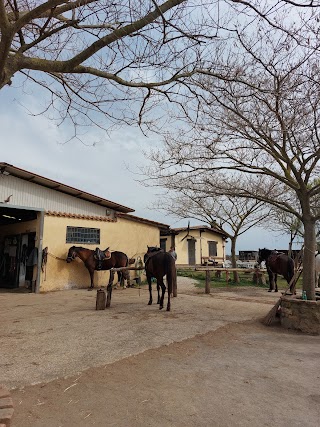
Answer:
63, 383, 77, 393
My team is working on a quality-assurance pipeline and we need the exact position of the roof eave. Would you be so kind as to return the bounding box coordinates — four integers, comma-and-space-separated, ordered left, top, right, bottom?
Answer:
0, 162, 134, 214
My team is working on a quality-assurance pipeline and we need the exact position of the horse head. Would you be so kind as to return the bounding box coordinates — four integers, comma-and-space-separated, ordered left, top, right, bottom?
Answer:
257, 248, 271, 265
66, 246, 78, 263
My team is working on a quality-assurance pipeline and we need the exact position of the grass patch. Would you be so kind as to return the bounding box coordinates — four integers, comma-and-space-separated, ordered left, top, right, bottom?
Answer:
177, 268, 303, 290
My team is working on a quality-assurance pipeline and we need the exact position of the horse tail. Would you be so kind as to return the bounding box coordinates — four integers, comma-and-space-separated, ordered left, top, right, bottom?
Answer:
166, 254, 174, 296
287, 257, 295, 282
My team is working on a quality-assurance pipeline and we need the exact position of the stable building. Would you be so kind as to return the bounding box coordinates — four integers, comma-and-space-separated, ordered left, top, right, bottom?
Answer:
162, 225, 228, 266
0, 163, 169, 292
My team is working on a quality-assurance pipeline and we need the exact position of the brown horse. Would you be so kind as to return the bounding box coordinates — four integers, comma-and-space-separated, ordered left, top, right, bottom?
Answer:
66, 246, 131, 305
258, 248, 295, 293
144, 246, 176, 311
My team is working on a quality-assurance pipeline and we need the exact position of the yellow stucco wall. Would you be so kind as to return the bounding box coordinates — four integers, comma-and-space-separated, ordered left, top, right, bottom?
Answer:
41, 215, 160, 291
174, 229, 226, 265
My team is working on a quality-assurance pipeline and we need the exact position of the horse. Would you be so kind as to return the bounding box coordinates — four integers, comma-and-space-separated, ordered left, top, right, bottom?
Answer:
66, 246, 131, 306
257, 248, 295, 293
143, 246, 176, 311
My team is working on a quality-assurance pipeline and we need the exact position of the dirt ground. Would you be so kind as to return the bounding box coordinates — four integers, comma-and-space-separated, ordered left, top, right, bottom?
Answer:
1, 279, 320, 427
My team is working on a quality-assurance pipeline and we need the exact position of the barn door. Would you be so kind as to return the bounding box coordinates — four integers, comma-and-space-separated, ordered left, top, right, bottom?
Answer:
188, 239, 196, 265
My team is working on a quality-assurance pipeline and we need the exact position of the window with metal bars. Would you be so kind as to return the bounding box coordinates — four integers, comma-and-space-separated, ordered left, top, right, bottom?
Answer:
66, 226, 100, 244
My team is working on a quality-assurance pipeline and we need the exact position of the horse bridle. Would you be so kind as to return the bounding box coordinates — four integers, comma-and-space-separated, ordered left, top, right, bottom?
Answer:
66, 248, 77, 262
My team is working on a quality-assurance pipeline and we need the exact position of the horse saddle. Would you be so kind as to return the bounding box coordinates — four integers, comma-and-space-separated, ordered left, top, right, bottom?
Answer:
94, 247, 111, 270
144, 248, 164, 268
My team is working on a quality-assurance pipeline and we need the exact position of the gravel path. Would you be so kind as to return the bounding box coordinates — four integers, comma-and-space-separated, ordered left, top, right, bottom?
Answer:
3, 276, 319, 427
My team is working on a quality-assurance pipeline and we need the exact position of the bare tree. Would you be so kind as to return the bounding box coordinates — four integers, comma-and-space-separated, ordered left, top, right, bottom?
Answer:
0, 0, 220, 138
267, 207, 304, 257
144, 10, 320, 299
2, 1, 320, 139
153, 188, 268, 282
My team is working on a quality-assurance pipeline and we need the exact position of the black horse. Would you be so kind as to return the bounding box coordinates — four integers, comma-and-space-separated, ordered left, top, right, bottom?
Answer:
257, 248, 295, 293
144, 246, 175, 311
66, 246, 132, 306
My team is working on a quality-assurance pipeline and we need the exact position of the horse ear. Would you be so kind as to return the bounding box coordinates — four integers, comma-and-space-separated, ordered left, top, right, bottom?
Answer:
105, 247, 109, 251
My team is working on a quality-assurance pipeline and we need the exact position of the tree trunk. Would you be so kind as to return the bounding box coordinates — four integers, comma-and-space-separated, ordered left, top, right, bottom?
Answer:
288, 231, 293, 258
231, 238, 239, 283
303, 217, 316, 300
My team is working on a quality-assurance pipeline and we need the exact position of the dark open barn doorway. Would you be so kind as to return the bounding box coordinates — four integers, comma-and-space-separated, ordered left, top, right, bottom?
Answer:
0, 205, 42, 292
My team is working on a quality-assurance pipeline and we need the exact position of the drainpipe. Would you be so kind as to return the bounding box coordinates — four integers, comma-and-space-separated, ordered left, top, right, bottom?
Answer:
35, 210, 44, 293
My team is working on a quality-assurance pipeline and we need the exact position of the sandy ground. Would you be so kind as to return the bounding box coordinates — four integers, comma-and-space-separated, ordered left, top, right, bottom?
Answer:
1, 278, 320, 427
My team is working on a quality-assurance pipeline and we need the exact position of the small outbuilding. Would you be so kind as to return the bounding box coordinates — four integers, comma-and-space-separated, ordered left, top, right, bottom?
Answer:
0, 163, 169, 292
161, 224, 228, 266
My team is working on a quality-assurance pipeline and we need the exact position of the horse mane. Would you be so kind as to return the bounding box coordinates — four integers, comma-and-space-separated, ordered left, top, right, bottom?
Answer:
72, 246, 90, 251
147, 246, 163, 253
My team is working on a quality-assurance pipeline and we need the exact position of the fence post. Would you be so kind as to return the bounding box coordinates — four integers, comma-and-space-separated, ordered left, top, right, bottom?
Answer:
226, 269, 230, 284
96, 289, 106, 310
205, 270, 211, 294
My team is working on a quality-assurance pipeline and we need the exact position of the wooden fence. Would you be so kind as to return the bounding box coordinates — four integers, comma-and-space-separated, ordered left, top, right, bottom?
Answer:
110, 265, 267, 296
176, 265, 267, 294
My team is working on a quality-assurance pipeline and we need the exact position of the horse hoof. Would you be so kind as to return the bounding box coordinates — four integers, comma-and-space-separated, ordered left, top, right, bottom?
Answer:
268, 290, 272, 292
159, 306, 163, 310
88, 288, 93, 291
275, 290, 278, 293
148, 301, 152, 305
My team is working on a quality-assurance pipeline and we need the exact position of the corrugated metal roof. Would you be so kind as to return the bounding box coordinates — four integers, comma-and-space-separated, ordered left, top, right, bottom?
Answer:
0, 163, 134, 214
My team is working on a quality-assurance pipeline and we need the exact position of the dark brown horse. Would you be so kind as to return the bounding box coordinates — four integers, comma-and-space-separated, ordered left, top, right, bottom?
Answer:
144, 246, 176, 311
66, 246, 131, 306
258, 248, 295, 293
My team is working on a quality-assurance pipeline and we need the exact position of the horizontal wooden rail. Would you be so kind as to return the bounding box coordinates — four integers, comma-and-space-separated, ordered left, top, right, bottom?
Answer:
177, 266, 267, 273
110, 266, 145, 272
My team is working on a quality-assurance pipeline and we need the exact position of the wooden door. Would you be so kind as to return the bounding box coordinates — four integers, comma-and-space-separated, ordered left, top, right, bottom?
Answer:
188, 240, 196, 265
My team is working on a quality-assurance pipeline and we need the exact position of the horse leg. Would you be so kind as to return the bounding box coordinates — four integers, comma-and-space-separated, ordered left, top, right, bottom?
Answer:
147, 274, 153, 305
109, 270, 116, 288
166, 286, 171, 312
157, 283, 160, 304
267, 271, 273, 292
274, 274, 278, 292
118, 271, 126, 288
158, 279, 166, 310
106, 282, 113, 308
88, 269, 94, 290
124, 270, 131, 288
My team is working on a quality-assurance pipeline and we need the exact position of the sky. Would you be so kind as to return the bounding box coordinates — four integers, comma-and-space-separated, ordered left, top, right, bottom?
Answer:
0, 83, 293, 255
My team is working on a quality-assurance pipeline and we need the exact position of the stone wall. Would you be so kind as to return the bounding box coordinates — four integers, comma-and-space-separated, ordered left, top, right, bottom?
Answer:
0, 386, 13, 427
281, 297, 320, 334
